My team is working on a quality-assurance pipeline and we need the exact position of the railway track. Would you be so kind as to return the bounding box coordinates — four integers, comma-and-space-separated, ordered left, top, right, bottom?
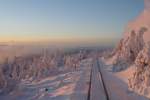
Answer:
87, 59, 110, 100
87, 59, 149, 100
97, 59, 110, 100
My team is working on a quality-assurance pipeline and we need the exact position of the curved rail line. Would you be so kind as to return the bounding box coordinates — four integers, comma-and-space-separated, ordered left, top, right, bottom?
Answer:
97, 59, 110, 100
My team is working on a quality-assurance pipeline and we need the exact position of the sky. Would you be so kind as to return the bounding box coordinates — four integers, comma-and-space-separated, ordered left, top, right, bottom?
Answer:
0, 0, 144, 44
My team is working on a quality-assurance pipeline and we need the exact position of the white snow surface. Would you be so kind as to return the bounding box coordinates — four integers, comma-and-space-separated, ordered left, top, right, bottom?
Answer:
99, 58, 149, 100
0, 59, 92, 100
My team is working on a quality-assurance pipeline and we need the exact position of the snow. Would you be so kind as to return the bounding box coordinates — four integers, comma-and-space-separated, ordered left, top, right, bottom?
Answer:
70, 60, 91, 100
103, 0, 150, 98
0, 58, 92, 100
90, 60, 108, 100
99, 59, 149, 100
114, 66, 136, 83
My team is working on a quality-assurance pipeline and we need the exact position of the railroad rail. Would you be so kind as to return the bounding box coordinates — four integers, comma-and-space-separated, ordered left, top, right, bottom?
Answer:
87, 65, 92, 100
87, 59, 110, 100
97, 59, 110, 100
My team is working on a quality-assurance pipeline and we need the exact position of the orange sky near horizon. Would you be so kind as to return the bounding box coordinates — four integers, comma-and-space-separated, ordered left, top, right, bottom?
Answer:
0, 35, 118, 45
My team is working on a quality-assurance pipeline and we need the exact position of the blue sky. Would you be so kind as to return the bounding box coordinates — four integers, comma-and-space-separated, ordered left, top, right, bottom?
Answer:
0, 0, 144, 42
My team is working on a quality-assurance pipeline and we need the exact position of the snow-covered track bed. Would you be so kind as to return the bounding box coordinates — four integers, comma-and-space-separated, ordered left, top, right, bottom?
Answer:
89, 59, 109, 100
